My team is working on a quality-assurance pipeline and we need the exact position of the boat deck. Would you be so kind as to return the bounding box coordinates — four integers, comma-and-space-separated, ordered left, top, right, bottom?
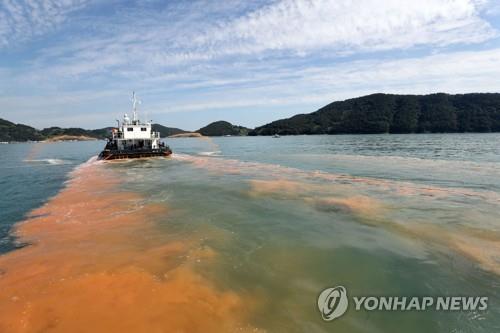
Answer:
98, 148, 172, 160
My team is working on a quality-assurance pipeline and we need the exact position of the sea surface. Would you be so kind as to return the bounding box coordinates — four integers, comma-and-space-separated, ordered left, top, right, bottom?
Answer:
0, 134, 499, 332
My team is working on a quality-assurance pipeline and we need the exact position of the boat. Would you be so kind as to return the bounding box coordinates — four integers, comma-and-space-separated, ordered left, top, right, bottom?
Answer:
98, 92, 172, 160
273, 134, 280, 138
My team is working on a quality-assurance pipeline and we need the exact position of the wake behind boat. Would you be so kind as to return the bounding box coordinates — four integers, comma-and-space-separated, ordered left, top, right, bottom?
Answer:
98, 93, 172, 160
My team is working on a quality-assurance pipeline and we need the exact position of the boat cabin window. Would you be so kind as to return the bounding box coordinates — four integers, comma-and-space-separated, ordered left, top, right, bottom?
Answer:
141, 127, 147, 131
127, 127, 133, 131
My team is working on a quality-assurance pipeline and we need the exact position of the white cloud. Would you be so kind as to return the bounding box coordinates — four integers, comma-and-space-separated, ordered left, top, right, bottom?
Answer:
197, 0, 496, 56
11, 0, 497, 80
0, 0, 89, 47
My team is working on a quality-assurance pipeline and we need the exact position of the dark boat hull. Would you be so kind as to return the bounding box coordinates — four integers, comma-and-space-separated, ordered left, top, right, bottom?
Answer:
98, 148, 172, 160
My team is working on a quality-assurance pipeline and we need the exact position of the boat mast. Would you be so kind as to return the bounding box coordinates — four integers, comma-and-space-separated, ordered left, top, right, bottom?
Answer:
131, 91, 141, 124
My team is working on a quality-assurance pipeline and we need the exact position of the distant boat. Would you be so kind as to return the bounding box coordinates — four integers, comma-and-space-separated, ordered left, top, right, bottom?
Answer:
98, 92, 172, 160
273, 134, 280, 138
0, 141, 8, 144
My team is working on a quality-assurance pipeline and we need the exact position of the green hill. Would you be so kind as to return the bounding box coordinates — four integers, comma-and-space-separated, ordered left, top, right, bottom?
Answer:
0, 119, 45, 142
0, 119, 111, 142
0, 118, 185, 142
249, 93, 500, 135
197, 121, 250, 136
152, 124, 188, 137
39, 127, 111, 139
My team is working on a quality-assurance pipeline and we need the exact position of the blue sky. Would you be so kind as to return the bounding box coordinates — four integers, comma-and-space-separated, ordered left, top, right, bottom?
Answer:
1, 0, 500, 130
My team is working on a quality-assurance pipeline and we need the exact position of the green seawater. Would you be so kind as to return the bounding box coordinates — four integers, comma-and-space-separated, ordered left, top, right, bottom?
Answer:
1, 134, 499, 332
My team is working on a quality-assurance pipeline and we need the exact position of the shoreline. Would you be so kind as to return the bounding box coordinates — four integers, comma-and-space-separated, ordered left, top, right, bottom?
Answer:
168, 132, 203, 138
2, 131, 500, 144
43, 135, 99, 142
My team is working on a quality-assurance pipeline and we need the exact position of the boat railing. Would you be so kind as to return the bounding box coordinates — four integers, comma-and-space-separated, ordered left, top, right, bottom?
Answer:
111, 147, 170, 153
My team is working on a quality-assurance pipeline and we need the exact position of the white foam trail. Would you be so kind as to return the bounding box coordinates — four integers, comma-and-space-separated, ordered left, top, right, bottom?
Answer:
24, 159, 69, 165
82, 155, 101, 166
69, 156, 104, 176
170, 153, 190, 160
198, 151, 221, 156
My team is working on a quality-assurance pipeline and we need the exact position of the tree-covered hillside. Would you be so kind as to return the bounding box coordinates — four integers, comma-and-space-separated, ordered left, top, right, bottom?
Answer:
250, 93, 500, 135
0, 119, 111, 142
152, 124, 188, 137
0, 119, 45, 142
40, 127, 111, 139
197, 121, 250, 136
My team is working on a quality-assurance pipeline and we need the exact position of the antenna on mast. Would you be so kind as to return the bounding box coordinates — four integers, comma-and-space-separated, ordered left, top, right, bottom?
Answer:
131, 91, 141, 123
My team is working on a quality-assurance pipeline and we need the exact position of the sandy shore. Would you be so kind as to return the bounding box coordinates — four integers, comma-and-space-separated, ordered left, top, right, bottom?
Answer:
168, 132, 203, 138
44, 135, 99, 142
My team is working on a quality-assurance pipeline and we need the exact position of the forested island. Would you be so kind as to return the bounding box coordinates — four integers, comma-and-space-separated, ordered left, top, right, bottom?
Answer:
250, 93, 500, 135
2, 93, 500, 141
151, 124, 188, 137
197, 121, 250, 136
0, 118, 114, 142
0, 119, 187, 142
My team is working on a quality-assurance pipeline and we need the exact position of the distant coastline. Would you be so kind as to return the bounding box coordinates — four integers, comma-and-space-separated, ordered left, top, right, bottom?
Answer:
2, 92, 500, 142
44, 135, 98, 142
168, 132, 202, 138
250, 93, 500, 136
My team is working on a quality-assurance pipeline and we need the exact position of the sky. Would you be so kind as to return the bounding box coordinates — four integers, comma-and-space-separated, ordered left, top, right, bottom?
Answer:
1, 0, 500, 131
